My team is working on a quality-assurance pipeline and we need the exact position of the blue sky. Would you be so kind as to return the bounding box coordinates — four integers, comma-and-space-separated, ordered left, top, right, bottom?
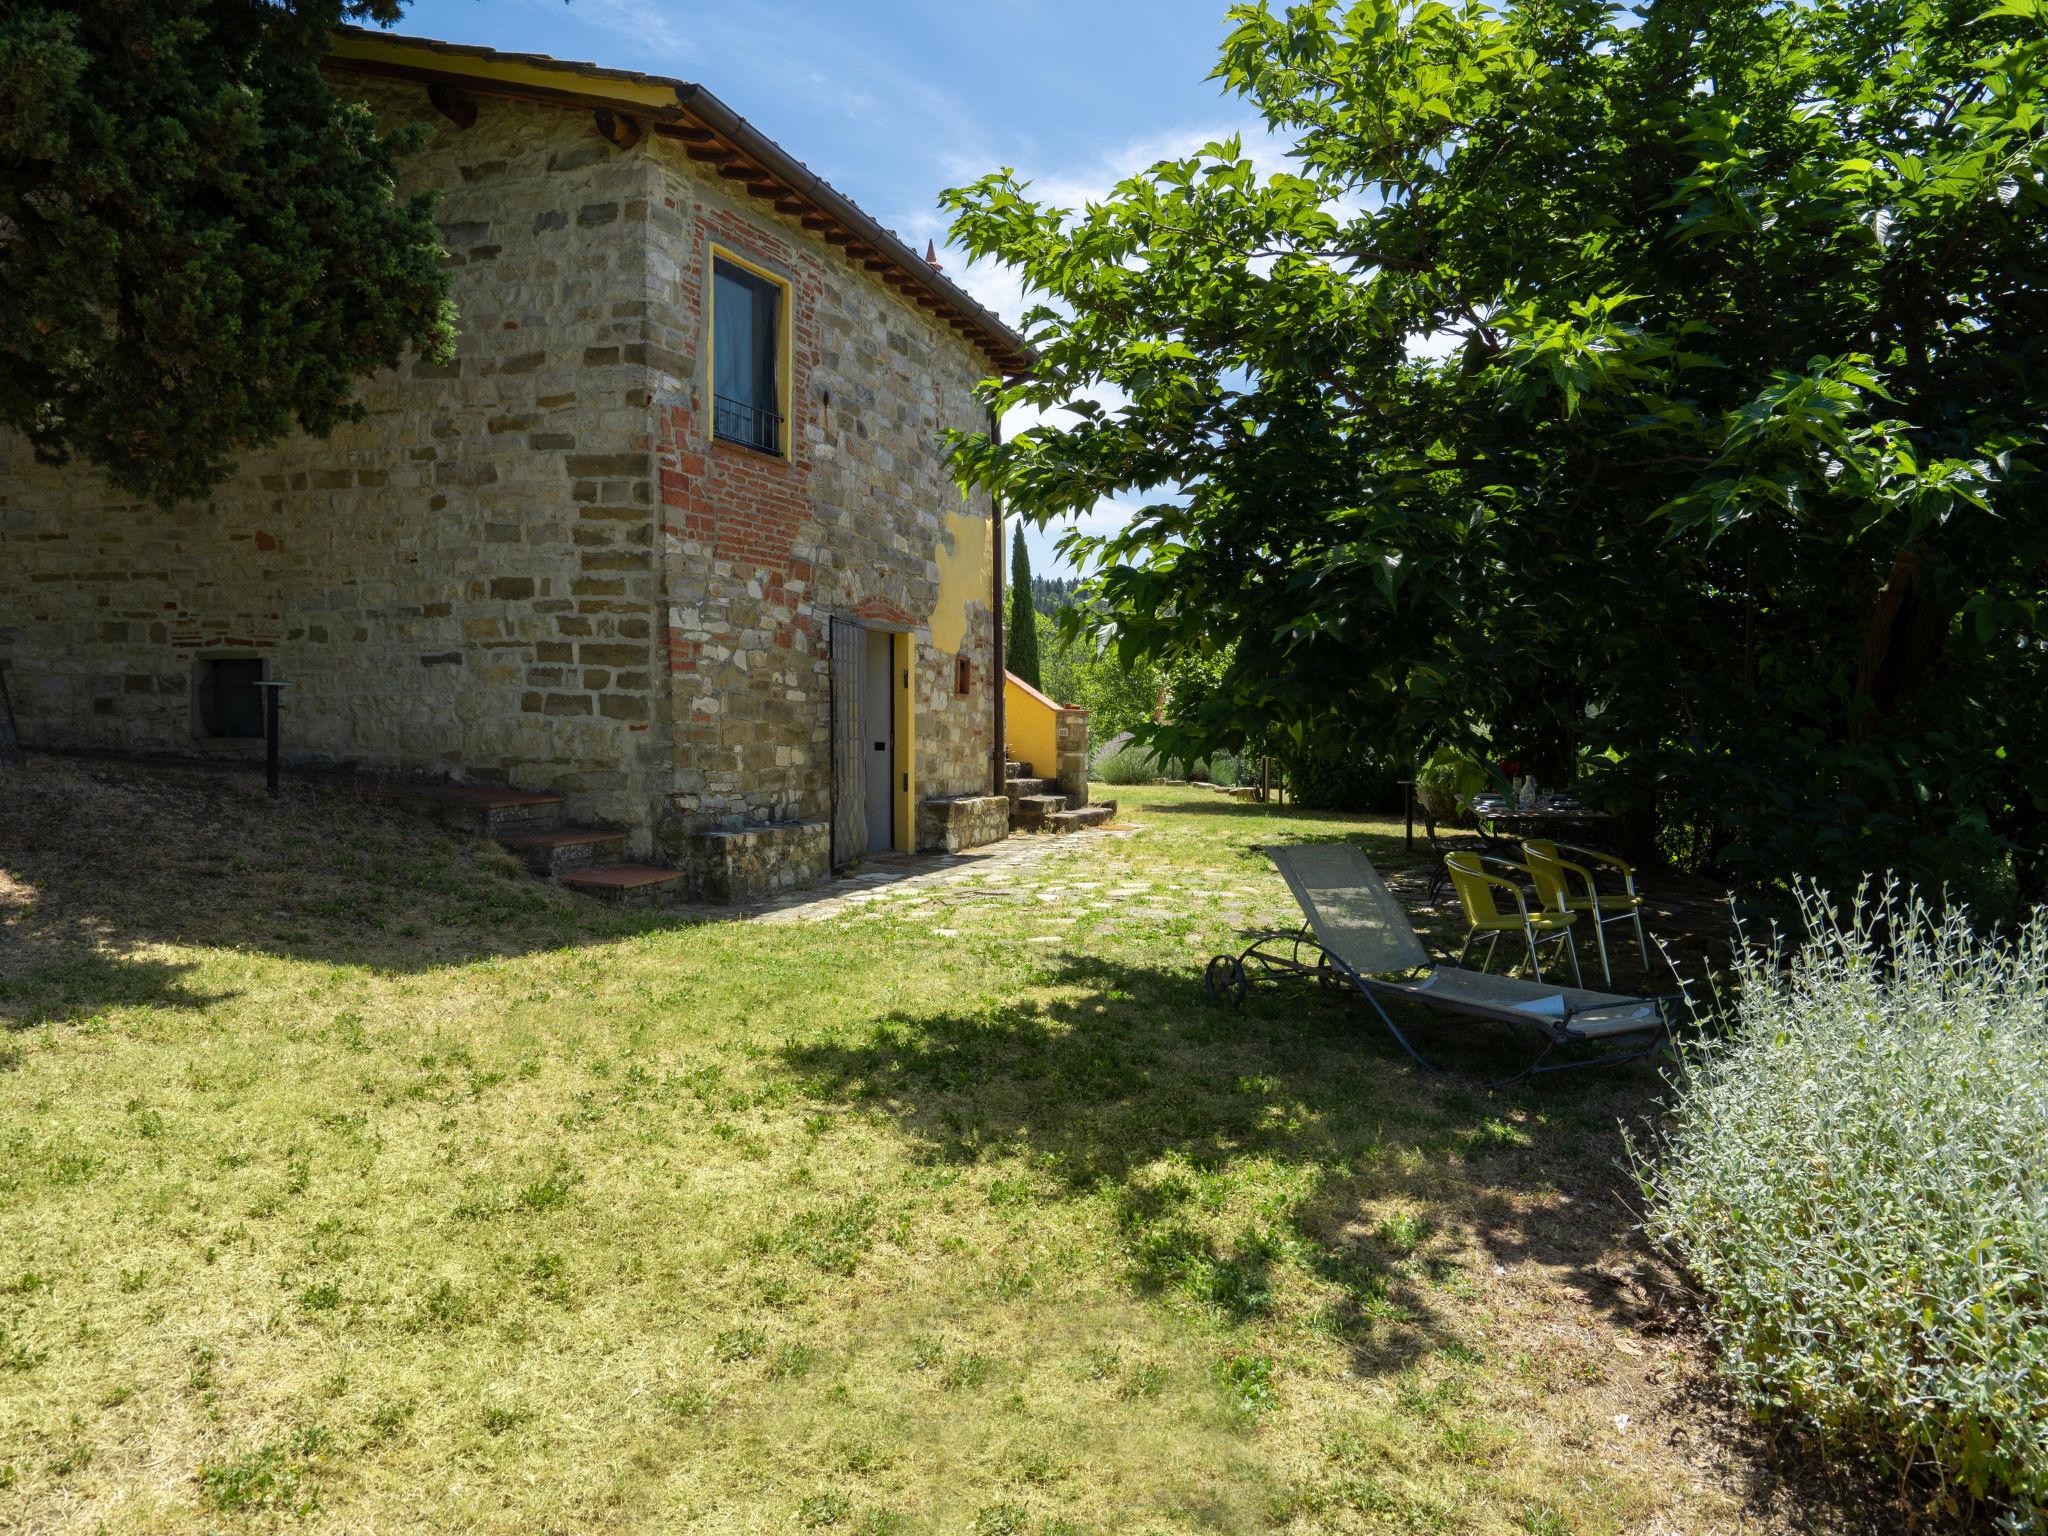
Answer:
393, 0, 1266, 578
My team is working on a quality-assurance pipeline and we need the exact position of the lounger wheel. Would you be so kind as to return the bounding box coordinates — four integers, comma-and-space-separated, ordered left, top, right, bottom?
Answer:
1315, 952, 1346, 994
1204, 954, 1247, 1009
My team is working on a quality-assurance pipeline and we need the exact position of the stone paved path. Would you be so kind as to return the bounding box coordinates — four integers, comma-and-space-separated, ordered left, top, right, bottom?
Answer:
677, 826, 1145, 925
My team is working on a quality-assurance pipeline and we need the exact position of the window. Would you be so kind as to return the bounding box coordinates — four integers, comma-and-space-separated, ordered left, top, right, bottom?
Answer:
955, 656, 972, 697
710, 252, 788, 455
194, 658, 265, 740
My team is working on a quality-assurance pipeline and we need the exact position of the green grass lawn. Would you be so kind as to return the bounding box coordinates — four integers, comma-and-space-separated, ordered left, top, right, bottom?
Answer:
1, 762, 1795, 1534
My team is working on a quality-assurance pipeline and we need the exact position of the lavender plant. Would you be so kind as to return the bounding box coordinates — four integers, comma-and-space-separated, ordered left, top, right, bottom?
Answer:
1636, 886, 2048, 1527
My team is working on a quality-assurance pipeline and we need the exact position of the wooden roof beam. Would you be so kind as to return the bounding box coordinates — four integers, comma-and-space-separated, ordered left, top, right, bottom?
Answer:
427, 82, 478, 129
593, 107, 642, 150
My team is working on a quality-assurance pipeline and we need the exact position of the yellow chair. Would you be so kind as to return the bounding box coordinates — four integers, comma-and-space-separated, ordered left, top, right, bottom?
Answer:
1443, 851, 1582, 985
1519, 840, 1649, 986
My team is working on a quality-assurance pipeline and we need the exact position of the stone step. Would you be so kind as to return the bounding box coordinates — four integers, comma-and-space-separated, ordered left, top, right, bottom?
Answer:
1048, 803, 1117, 834
404, 784, 566, 837
559, 863, 690, 907
1004, 776, 1054, 802
1010, 792, 1067, 830
1005, 760, 1033, 780
496, 826, 629, 876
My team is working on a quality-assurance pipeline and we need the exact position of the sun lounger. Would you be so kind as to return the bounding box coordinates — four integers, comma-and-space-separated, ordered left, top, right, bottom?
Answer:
1204, 842, 1679, 1087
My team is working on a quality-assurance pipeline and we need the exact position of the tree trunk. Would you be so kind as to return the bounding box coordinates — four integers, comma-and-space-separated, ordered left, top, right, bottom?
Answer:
1848, 550, 1946, 743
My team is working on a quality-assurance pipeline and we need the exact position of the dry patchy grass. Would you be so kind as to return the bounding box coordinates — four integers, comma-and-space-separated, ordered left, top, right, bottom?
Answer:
0, 759, 1846, 1534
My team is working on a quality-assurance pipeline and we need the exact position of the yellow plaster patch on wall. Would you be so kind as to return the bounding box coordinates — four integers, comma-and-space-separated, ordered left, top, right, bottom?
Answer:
1004, 672, 1061, 783
928, 509, 992, 654
893, 632, 917, 854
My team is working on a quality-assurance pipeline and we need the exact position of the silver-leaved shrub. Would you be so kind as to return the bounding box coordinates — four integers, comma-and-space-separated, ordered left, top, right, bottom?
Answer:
1636, 886, 2048, 1527
1095, 748, 1162, 787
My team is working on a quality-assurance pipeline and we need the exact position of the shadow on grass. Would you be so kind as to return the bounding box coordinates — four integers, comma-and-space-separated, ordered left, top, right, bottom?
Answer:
783, 947, 1677, 1382
0, 755, 666, 1025
782, 941, 1876, 1530
1, 948, 235, 1030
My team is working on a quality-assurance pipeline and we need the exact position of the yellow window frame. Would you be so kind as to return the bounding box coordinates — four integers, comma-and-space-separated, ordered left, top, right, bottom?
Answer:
706, 243, 794, 460
891, 631, 916, 854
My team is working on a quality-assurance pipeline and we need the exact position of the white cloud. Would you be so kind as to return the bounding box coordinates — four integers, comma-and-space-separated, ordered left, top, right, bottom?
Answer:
901, 122, 1329, 577
1406, 329, 1465, 361
1009, 123, 1290, 215
514, 0, 692, 64
1000, 379, 1125, 437
1016, 495, 1158, 585
885, 117, 1292, 330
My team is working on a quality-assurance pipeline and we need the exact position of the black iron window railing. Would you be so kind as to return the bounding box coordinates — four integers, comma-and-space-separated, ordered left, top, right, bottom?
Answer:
714, 394, 783, 454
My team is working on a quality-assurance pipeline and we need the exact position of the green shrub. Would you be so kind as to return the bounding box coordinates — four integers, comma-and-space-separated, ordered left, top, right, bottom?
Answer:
1096, 747, 1159, 786
1412, 748, 1488, 821
1635, 887, 2048, 1524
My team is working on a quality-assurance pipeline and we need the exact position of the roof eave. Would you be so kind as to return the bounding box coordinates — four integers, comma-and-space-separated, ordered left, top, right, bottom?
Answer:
326, 28, 1034, 377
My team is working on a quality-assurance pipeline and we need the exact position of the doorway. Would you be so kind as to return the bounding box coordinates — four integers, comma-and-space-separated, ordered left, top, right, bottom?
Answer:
829, 617, 864, 868
862, 627, 895, 854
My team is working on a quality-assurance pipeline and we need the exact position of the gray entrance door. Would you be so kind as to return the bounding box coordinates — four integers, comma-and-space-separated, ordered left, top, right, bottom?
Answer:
829, 617, 865, 868
862, 628, 895, 854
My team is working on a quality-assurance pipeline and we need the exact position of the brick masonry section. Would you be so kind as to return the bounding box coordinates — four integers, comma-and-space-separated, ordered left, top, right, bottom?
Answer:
647, 142, 1000, 841
0, 80, 1004, 872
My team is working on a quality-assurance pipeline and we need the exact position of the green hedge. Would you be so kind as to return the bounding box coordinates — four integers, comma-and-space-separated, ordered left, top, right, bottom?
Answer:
1281, 742, 1400, 813
1635, 889, 2048, 1524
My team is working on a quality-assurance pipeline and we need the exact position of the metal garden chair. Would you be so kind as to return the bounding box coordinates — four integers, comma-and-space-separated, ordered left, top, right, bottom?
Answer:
1444, 850, 1583, 985
1518, 839, 1651, 986
1420, 807, 1494, 902
1205, 843, 1679, 1088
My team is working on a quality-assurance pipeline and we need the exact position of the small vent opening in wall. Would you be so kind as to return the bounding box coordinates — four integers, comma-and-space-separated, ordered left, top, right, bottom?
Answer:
955, 656, 972, 697
194, 657, 266, 740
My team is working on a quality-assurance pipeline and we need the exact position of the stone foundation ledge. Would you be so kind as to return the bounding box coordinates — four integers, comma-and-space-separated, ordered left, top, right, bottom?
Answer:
677, 820, 829, 904
917, 794, 1012, 854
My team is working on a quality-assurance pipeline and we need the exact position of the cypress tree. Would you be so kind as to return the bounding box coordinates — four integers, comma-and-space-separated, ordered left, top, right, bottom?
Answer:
1006, 523, 1042, 691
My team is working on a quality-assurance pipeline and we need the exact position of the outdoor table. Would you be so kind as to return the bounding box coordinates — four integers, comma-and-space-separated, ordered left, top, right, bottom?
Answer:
1468, 796, 1617, 852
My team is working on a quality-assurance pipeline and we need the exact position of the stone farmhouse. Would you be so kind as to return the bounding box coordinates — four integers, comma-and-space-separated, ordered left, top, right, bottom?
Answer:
0, 30, 1103, 902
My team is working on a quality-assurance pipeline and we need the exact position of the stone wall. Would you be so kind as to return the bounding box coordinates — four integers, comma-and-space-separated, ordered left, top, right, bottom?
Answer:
916, 794, 1012, 854
0, 78, 1004, 863
1054, 706, 1092, 810
674, 820, 831, 904
0, 82, 672, 845
645, 138, 1001, 842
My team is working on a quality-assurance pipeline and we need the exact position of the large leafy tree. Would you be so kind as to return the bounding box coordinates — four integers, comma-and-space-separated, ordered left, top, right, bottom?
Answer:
0, 1, 454, 503
946, 0, 2048, 902
1038, 609, 1165, 736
